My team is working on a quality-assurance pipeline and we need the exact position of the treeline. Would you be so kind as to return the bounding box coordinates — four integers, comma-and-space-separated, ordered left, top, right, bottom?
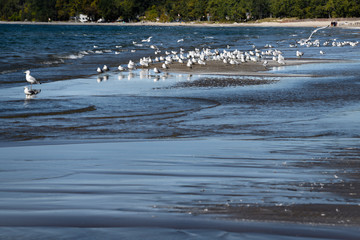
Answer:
1, 0, 360, 22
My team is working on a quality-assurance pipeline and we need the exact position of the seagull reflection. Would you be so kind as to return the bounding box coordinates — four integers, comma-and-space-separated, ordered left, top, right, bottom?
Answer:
154, 75, 160, 82
128, 72, 135, 80
97, 76, 102, 83
187, 74, 192, 81
118, 73, 124, 80
102, 75, 109, 81
161, 72, 169, 81
140, 69, 150, 79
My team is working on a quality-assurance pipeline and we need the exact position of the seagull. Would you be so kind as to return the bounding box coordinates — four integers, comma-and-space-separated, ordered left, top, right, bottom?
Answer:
263, 60, 268, 67
307, 25, 329, 41
142, 36, 152, 42
97, 67, 103, 73
118, 65, 125, 71
277, 54, 285, 65
128, 60, 135, 70
296, 51, 304, 57
24, 70, 40, 88
186, 60, 193, 68
24, 86, 41, 97
154, 67, 161, 74
102, 65, 109, 71
162, 63, 168, 69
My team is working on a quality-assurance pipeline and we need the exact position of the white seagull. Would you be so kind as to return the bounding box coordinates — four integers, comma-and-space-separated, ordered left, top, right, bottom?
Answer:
128, 60, 135, 70
154, 67, 161, 74
296, 51, 304, 58
24, 70, 40, 88
97, 67, 103, 73
102, 65, 109, 71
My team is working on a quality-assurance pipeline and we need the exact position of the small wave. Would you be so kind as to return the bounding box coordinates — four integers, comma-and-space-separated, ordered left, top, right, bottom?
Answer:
42, 59, 65, 65
204, 36, 214, 39
0, 105, 96, 119
63, 53, 85, 59
0, 69, 18, 74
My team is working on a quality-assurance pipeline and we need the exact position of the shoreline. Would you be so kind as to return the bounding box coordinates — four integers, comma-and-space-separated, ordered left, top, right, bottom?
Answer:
1, 18, 360, 28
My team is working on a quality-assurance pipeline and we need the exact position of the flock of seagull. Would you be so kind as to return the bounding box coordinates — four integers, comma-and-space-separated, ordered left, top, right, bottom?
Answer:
23, 26, 359, 98
97, 42, 291, 76
95, 26, 358, 80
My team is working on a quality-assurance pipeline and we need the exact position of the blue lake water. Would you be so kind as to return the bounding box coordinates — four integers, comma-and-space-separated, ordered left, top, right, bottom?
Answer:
0, 23, 360, 239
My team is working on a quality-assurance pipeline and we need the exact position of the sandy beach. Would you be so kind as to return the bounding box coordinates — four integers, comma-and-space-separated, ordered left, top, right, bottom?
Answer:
1, 18, 360, 28
148, 58, 339, 77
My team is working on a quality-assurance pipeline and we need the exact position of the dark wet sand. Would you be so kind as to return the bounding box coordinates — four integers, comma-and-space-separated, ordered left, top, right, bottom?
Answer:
149, 58, 337, 77
171, 146, 360, 226
169, 77, 278, 88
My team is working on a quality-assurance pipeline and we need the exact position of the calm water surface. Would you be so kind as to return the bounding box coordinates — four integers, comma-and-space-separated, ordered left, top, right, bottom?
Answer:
0, 23, 360, 239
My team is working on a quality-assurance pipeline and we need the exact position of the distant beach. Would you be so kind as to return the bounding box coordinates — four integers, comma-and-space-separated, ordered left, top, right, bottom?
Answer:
1, 18, 360, 28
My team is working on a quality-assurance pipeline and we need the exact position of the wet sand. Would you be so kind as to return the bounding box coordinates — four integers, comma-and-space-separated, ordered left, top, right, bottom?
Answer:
148, 58, 336, 77
0, 138, 360, 240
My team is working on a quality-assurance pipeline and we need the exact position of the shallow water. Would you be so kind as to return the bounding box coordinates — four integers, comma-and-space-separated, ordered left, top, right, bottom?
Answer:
0, 24, 360, 239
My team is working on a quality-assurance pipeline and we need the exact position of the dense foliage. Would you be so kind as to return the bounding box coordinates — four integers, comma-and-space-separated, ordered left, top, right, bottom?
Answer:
1, 0, 360, 22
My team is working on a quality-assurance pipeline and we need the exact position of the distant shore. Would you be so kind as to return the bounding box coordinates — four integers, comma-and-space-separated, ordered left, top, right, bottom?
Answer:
1, 18, 360, 28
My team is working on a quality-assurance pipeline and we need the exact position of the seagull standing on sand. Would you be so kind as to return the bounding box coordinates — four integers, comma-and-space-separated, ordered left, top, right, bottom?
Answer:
128, 60, 135, 70
263, 60, 268, 67
24, 86, 41, 97
24, 70, 40, 88
102, 65, 109, 71
296, 51, 304, 58
154, 67, 161, 74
